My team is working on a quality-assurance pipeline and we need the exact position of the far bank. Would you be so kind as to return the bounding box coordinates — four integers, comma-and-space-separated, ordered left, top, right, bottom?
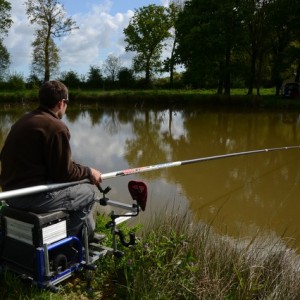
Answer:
0, 88, 300, 110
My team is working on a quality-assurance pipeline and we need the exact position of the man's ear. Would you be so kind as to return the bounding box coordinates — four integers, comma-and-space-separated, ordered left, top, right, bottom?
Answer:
57, 100, 64, 109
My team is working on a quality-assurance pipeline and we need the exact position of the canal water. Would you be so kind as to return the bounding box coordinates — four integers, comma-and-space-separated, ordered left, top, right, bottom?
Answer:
1, 103, 300, 252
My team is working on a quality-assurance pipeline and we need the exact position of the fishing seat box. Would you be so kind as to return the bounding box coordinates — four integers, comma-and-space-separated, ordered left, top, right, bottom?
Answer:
0, 206, 68, 276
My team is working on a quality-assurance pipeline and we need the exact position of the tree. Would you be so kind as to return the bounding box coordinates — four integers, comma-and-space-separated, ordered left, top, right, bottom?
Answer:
103, 54, 121, 83
31, 27, 60, 80
0, 41, 10, 80
118, 67, 135, 88
268, 0, 297, 95
283, 0, 300, 83
59, 70, 82, 89
85, 65, 103, 89
239, 0, 274, 95
6, 72, 26, 90
262, 0, 300, 86
26, 73, 42, 89
176, 0, 244, 94
0, 0, 12, 34
25, 0, 78, 82
124, 5, 172, 86
163, 2, 183, 88
0, 0, 12, 79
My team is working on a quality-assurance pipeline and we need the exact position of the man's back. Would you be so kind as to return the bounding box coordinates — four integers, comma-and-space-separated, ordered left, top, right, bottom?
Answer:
0, 106, 70, 190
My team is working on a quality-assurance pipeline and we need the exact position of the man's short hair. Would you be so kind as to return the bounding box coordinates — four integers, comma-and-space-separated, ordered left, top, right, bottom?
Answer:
39, 81, 68, 108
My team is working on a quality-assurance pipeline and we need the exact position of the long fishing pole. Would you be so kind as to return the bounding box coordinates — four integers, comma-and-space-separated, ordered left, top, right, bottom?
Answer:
0, 145, 299, 201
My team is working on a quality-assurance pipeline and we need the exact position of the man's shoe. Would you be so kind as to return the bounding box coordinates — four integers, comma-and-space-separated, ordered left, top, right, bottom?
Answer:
90, 233, 106, 243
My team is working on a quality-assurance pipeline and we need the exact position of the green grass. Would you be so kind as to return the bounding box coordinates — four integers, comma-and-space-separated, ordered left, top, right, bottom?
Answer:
0, 87, 282, 102
1, 211, 300, 299
2, 87, 298, 110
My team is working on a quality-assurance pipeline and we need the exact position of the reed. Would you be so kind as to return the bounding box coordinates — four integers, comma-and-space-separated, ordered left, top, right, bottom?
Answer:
100, 211, 300, 299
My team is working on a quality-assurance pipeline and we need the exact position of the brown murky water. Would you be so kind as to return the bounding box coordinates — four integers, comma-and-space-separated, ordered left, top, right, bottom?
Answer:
1, 103, 300, 252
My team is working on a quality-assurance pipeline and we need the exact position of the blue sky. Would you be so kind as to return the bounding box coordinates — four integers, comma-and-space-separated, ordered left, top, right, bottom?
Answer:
61, 0, 163, 15
4, 0, 169, 79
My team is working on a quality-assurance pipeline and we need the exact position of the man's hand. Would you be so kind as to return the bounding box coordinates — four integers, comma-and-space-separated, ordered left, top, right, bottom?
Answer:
89, 167, 102, 185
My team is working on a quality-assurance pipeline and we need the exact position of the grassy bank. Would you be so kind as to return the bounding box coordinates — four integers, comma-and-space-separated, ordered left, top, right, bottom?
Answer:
1, 88, 300, 110
1, 212, 300, 299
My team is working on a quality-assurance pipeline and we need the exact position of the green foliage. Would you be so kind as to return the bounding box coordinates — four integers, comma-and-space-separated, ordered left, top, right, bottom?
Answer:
118, 67, 135, 89
0, 39, 10, 79
25, 0, 78, 82
25, 0, 78, 37
124, 4, 172, 85
6, 73, 26, 90
176, 0, 246, 92
26, 73, 42, 89
31, 27, 60, 81
0, 0, 12, 78
86, 65, 103, 89
59, 70, 82, 89
175, 0, 300, 94
0, 0, 12, 37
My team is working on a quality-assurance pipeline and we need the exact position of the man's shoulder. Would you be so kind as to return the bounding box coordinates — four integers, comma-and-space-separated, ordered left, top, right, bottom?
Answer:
17, 108, 68, 133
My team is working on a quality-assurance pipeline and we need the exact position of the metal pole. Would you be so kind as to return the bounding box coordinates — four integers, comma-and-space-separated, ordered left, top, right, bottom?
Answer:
0, 145, 299, 200
0, 179, 89, 200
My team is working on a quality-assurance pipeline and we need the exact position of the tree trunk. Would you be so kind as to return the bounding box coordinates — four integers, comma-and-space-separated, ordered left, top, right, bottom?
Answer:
295, 63, 300, 82
247, 52, 256, 95
145, 59, 151, 87
169, 37, 177, 88
44, 32, 51, 82
256, 52, 264, 96
224, 47, 231, 96
217, 62, 223, 94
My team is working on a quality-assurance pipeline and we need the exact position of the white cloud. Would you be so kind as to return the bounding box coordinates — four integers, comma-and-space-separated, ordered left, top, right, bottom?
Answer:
3, 1, 35, 76
3, 1, 134, 78
58, 8, 134, 75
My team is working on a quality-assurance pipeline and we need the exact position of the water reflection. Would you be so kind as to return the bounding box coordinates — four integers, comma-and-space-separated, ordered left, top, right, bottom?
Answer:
1, 104, 300, 252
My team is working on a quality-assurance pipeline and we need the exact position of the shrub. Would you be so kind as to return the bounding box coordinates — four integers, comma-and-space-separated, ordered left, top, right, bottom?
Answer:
5, 73, 26, 90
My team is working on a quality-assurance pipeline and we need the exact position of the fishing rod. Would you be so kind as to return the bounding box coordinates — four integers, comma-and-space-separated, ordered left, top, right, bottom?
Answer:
0, 145, 299, 201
